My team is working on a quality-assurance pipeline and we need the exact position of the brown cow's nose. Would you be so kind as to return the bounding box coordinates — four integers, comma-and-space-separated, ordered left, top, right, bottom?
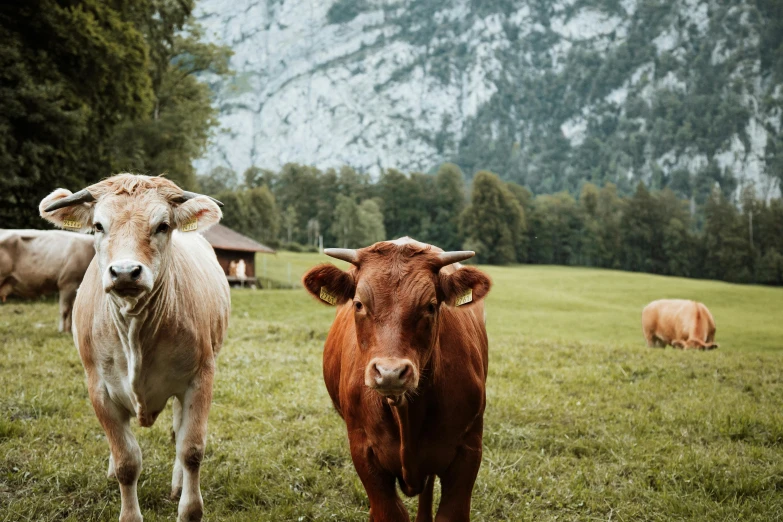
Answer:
367, 357, 415, 392
109, 263, 143, 283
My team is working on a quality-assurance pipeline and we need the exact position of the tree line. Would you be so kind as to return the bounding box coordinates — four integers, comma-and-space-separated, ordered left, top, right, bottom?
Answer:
199, 163, 783, 286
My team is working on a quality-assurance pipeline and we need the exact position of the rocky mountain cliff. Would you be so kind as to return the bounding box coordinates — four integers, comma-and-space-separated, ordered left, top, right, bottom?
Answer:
194, 0, 782, 199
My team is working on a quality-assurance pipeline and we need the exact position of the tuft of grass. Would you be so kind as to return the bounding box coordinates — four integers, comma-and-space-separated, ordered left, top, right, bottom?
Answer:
1, 259, 783, 520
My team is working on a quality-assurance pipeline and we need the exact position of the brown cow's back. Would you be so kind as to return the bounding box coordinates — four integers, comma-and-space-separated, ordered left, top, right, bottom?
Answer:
642, 299, 717, 349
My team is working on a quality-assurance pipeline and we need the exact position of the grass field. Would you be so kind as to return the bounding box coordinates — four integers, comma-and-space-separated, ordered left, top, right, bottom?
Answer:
2, 253, 783, 521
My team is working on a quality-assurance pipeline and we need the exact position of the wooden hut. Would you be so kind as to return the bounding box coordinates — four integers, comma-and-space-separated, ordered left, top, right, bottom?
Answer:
201, 224, 275, 286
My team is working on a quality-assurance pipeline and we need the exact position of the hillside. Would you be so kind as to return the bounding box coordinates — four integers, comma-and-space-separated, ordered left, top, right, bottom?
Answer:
194, 0, 783, 199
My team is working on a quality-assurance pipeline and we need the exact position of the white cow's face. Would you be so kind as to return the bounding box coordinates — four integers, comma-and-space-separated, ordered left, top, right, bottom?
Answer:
40, 174, 222, 300
91, 193, 174, 297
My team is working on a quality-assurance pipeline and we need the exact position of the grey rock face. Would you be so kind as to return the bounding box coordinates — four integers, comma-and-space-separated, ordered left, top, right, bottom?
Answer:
195, 0, 781, 198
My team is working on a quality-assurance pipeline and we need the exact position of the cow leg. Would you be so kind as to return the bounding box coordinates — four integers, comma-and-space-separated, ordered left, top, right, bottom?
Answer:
58, 285, 78, 333
90, 387, 143, 522
171, 395, 184, 499
349, 443, 409, 522
435, 440, 482, 522
415, 475, 435, 522
173, 369, 214, 522
0, 279, 13, 303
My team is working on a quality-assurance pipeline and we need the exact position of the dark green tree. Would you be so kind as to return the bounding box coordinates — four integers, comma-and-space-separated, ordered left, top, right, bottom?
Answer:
527, 192, 581, 265
0, 0, 153, 228
273, 163, 322, 244
216, 185, 279, 246
595, 183, 623, 269
357, 199, 386, 246
110, 17, 232, 189
460, 171, 524, 264
702, 187, 753, 282
429, 163, 467, 250
243, 165, 277, 189
620, 182, 666, 273
377, 169, 430, 240
198, 166, 238, 195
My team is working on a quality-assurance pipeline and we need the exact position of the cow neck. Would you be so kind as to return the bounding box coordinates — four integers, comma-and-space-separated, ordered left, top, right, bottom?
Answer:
389, 329, 441, 494
106, 257, 173, 425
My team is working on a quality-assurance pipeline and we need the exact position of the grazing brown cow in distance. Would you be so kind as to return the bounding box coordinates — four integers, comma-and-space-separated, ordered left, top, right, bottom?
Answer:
302, 237, 491, 522
40, 174, 231, 522
642, 299, 718, 350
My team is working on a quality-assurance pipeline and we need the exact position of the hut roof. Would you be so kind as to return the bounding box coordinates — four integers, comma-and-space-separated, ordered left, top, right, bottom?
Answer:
201, 224, 275, 253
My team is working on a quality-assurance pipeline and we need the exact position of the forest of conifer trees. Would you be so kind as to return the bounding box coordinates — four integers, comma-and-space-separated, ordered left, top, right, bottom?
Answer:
199, 162, 783, 286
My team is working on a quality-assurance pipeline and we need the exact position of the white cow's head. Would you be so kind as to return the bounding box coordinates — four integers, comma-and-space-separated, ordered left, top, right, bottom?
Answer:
40, 174, 222, 299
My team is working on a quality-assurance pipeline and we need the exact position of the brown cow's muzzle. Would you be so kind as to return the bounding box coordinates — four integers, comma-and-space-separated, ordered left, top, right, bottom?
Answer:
365, 357, 419, 404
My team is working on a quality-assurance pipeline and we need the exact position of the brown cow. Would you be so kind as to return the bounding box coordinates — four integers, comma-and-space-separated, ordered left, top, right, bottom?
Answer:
0, 229, 94, 332
39, 174, 231, 522
302, 237, 491, 521
642, 299, 718, 350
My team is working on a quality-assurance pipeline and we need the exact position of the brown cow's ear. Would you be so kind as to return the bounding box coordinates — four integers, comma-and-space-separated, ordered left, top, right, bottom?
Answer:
39, 189, 95, 233
439, 266, 491, 307
302, 264, 355, 306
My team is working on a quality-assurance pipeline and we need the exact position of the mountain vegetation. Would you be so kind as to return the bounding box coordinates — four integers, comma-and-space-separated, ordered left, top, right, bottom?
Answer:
195, 0, 783, 201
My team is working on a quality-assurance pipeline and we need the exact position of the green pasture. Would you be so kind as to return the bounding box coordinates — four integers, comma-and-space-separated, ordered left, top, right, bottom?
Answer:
2, 254, 783, 521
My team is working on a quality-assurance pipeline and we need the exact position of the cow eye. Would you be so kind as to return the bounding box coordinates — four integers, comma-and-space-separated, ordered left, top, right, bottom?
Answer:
93, 223, 104, 233
354, 301, 363, 312
426, 303, 437, 314
155, 223, 170, 234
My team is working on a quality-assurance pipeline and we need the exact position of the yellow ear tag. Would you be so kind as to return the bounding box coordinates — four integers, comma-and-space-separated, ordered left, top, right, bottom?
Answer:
181, 219, 198, 232
319, 286, 337, 306
62, 218, 82, 230
455, 289, 473, 306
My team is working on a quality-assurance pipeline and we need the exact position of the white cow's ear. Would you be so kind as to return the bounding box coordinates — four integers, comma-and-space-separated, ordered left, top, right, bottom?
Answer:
39, 189, 95, 233
174, 196, 222, 232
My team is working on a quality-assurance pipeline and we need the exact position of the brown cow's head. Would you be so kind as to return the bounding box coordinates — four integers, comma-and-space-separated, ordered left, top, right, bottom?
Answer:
303, 238, 491, 406
672, 339, 719, 350
39, 174, 222, 300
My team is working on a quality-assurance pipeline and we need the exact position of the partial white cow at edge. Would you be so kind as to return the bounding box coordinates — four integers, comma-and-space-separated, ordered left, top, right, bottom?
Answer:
0, 229, 94, 332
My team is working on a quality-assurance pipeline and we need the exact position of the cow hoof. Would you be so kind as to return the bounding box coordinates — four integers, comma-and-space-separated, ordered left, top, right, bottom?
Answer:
177, 503, 203, 522
119, 511, 143, 522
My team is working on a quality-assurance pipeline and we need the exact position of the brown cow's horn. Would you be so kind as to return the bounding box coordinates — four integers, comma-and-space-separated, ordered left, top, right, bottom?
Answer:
181, 190, 224, 207
436, 250, 475, 267
44, 189, 96, 212
324, 248, 359, 265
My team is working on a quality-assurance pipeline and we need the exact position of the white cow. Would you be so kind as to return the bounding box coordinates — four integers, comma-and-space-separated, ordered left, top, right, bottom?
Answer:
40, 174, 231, 522
0, 229, 94, 332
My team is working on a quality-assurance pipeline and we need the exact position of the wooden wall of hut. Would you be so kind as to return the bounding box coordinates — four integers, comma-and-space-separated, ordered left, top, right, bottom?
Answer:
213, 249, 256, 278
